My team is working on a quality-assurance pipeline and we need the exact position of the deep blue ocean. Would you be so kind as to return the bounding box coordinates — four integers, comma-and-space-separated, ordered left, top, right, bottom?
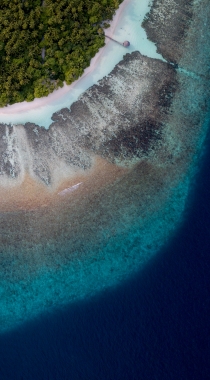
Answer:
0, 125, 210, 379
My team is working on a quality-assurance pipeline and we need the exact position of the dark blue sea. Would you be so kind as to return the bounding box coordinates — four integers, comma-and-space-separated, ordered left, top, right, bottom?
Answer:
0, 124, 210, 379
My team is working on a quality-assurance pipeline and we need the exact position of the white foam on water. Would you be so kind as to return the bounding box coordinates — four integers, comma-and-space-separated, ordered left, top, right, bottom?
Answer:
0, 0, 162, 128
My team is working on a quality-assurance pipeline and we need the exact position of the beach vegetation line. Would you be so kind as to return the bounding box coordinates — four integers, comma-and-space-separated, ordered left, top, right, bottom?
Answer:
0, 0, 122, 106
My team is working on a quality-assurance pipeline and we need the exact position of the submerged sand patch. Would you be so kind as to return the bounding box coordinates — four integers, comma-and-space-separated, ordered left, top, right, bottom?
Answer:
0, 157, 127, 212
0, 0, 210, 333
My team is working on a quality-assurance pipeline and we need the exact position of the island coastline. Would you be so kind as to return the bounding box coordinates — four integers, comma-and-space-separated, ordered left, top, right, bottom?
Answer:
0, 0, 210, 332
0, 0, 132, 117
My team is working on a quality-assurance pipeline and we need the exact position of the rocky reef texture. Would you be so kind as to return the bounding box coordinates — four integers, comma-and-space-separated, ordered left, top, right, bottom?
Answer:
0, 0, 209, 260
143, 0, 194, 64
51, 53, 177, 165
178, 0, 210, 78
1, 0, 207, 191
0, 52, 177, 187
0, 0, 210, 331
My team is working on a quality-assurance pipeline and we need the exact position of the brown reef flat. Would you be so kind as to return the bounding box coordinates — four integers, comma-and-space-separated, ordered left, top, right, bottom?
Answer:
0, 0, 210, 332
0, 0, 209, 257
143, 0, 194, 64
0, 51, 178, 214
0, 157, 127, 212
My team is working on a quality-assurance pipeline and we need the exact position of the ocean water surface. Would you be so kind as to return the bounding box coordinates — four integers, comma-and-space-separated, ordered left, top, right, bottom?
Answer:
0, 0, 186, 333
0, 0, 210, 378
0, 123, 209, 379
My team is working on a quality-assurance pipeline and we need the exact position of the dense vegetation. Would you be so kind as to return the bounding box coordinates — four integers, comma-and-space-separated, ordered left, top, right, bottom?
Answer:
0, 0, 121, 106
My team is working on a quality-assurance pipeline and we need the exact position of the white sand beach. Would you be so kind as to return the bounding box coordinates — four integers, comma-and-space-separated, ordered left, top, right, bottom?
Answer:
0, 0, 162, 128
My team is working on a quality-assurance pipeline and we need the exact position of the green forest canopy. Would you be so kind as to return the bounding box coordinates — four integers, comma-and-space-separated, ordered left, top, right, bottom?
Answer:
0, 0, 122, 106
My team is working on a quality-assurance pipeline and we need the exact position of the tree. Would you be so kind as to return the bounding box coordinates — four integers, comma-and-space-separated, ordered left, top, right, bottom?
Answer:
0, 0, 123, 106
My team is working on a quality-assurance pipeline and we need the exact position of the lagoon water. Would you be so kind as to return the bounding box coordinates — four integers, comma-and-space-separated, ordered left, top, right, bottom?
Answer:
0, 0, 162, 128
0, 0, 210, 378
0, 0, 173, 334
0, 127, 210, 378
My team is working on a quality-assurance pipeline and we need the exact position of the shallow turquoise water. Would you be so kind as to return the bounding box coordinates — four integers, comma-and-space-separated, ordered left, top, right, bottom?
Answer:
0, 0, 210, 335
0, 0, 161, 128
0, 155, 205, 332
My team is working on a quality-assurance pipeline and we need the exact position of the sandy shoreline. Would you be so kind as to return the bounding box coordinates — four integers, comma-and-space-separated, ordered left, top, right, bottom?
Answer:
0, 0, 131, 116
0, 0, 133, 211
0, 0, 209, 334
